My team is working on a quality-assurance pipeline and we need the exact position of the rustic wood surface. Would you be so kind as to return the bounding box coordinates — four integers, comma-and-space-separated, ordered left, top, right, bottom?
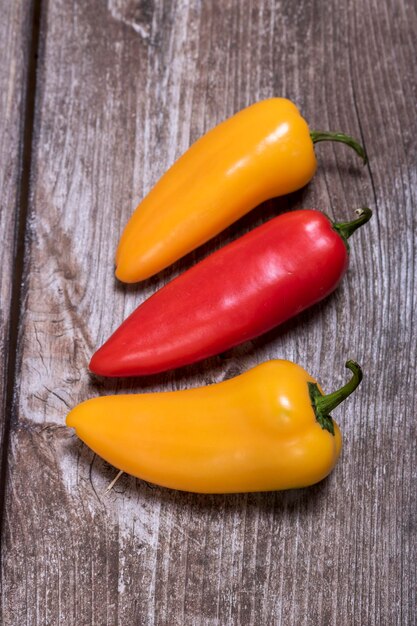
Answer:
1, 0, 416, 624
0, 0, 34, 501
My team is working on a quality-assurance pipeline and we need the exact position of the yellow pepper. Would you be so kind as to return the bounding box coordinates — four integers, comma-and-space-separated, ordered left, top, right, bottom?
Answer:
66, 359, 362, 494
115, 98, 366, 283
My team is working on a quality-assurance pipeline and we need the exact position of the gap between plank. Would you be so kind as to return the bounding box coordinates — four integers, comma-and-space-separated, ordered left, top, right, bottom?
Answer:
0, 0, 43, 555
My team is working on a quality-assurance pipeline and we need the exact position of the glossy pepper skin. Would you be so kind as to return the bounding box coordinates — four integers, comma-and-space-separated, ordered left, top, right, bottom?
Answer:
67, 360, 362, 494
116, 98, 366, 282
90, 208, 372, 377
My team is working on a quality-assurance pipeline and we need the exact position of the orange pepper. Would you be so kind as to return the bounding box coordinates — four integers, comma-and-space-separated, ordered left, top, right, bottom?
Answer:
66, 360, 362, 494
115, 98, 366, 283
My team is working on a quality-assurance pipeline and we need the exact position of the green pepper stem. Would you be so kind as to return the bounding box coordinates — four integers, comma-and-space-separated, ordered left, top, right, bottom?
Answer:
316, 361, 362, 415
333, 207, 372, 241
310, 130, 368, 165
308, 361, 363, 435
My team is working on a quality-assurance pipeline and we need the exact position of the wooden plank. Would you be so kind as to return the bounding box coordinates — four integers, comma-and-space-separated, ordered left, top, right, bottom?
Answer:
2, 0, 416, 624
0, 3, 33, 463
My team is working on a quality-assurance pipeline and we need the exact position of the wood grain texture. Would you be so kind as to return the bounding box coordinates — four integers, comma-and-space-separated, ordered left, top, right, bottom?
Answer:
1, 0, 416, 624
0, 2, 32, 458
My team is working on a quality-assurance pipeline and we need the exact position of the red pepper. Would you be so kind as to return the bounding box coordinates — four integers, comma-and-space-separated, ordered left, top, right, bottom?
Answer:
90, 208, 372, 377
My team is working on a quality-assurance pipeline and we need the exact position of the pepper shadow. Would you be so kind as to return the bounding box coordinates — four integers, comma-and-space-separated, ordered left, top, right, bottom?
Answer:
87, 288, 338, 397
113, 152, 367, 297
113, 187, 309, 296
65, 431, 333, 517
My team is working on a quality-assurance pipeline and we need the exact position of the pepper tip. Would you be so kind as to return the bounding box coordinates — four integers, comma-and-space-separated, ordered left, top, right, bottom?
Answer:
66, 409, 77, 430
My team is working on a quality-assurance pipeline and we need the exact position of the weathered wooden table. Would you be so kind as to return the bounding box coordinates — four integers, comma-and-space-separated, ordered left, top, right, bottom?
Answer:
1, 1, 415, 624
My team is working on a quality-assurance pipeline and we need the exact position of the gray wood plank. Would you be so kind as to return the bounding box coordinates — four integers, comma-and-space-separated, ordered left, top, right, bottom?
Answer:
2, 0, 416, 624
0, 3, 33, 461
